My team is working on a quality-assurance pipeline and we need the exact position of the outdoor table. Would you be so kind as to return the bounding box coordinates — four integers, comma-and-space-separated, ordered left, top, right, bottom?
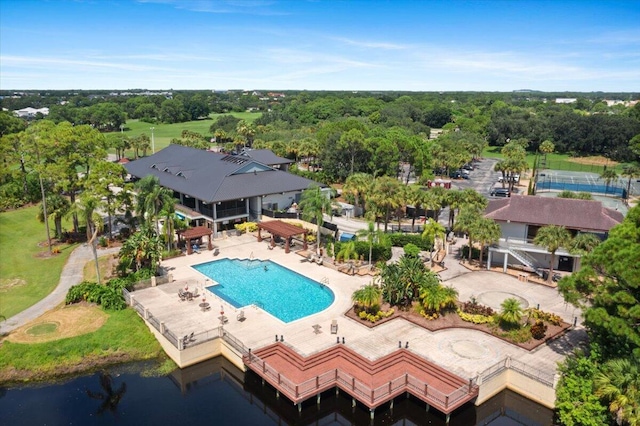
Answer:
199, 302, 210, 311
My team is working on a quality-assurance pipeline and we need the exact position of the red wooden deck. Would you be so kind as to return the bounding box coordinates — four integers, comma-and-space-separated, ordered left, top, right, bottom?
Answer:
244, 343, 478, 414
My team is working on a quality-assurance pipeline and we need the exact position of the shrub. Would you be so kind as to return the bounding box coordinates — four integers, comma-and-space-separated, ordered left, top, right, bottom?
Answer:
457, 308, 495, 324
403, 243, 421, 258
234, 222, 258, 234
460, 245, 483, 260
99, 236, 109, 247
525, 308, 562, 325
530, 320, 547, 340
419, 309, 439, 320
388, 233, 431, 250
461, 299, 494, 316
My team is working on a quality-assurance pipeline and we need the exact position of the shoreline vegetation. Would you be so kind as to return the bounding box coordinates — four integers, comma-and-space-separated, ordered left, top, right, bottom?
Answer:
0, 307, 170, 385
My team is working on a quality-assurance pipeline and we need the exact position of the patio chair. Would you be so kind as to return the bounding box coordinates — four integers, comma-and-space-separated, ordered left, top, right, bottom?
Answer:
191, 288, 200, 298
237, 310, 246, 322
178, 289, 187, 301
330, 319, 338, 334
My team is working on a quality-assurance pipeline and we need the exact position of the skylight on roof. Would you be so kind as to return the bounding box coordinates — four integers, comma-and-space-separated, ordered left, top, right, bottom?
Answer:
221, 155, 248, 165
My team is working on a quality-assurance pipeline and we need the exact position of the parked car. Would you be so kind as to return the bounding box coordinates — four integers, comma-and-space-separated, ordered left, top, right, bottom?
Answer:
498, 174, 519, 183
490, 188, 511, 197
449, 170, 462, 179
462, 163, 474, 171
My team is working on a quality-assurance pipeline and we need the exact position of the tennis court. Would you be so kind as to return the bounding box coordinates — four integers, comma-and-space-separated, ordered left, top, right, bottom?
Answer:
536, 170, 635, 198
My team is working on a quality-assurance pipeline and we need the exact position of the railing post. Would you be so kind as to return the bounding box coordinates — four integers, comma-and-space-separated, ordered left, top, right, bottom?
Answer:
316, 376, 319, 389
371, 389, 374, 402
278, 373, 281, 384
389, 381, 392, 394
352, 378, 355, 390
424, 383, 428, 396
405, 373, 408, 385
469, 378, 473, 393
445, 395, 449, 408
295, 385, 298, 397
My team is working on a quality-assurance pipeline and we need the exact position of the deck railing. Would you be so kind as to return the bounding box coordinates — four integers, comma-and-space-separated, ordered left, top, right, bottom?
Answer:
477, 356, 556, 388
244, 348, 477, 411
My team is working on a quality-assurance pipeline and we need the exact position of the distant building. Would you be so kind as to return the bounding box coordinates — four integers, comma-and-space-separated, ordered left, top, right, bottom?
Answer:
13, 107, 49, 118
554, 98, 577, 104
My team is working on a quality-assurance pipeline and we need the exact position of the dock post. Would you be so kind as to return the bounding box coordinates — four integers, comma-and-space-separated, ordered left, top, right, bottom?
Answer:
352, 398, 356, 408
336, 387, 339, 396
446, 413, 450, 424
276, 390, 280, 399
390, 399, 394, 410
317, 394, 321, 406
426, 403, 430, 412
370, 408, 375, 420
298, 403, 302, 413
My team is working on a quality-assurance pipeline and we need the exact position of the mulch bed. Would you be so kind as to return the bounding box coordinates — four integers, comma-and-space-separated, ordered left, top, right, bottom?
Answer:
344, 304, 571, 351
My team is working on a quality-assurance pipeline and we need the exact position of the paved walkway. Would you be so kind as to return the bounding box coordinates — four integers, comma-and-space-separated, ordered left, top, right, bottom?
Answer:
0, 245, 120, 333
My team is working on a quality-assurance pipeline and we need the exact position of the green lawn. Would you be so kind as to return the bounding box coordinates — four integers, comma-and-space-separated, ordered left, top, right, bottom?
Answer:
0, 308, 164, 380
0, 206, 77, 319
483, 147, 625, 173
119, 111, 262, 153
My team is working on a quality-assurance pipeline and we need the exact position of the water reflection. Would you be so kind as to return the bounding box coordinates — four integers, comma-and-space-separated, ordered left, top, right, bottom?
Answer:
0, 356, 554, 426
86, 372, 127, 417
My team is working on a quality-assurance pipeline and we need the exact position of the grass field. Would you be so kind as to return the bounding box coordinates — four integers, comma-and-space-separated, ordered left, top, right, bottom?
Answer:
483, 147, 625, 173
0, 307, 164, 381
0, 206, 77, 319
119, 111, 262, 154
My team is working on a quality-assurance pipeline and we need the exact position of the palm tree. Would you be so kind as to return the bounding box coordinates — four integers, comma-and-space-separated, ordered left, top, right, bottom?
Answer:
357, 221, 380, 266
368, 176, 403, 232
539, 140, 555, 165
299, 184, 332, 256
454, 208, 482, 263
621, 164, 640, 203
421, 218, 446, 266
37, 194, 70, 239
420, 282, 457, 315
569, 233, 601, 257
599, 169, 619, 195
336, 241, 358, 263
119, 226, 162, 273
475, 218, 501, 268
352, 284, 382, 313
594, 358, 640, 426
343, 172, 372, 216
534, 225, 572, 284
499, 297, 523, 327
135, 175, 173, 235
69, 193, 104, 284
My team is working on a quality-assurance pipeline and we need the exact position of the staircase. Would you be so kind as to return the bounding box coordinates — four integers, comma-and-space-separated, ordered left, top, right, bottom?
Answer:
507, 248, 544, 277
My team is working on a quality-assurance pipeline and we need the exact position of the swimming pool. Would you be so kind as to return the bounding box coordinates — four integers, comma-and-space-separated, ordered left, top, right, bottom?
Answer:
193, 259, 334, 323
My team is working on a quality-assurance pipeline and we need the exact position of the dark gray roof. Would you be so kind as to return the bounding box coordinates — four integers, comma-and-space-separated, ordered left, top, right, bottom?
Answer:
124, 144, 322, 203
241, 149, 293, 165
485, 195, 623, 232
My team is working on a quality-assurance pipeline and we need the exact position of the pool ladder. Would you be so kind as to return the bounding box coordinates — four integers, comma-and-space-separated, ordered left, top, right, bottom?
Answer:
321, 277, 329, 286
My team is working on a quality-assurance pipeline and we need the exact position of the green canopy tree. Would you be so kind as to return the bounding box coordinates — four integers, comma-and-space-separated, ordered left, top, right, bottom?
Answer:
599, 169, 619, 194
558, 205, 640, 359
37, 194, 71, 239
343, 172, 372, 216
357, 221, 381, 266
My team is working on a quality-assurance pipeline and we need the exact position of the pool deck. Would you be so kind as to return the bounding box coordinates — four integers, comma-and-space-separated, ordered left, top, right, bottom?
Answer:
131, 232, 586, 406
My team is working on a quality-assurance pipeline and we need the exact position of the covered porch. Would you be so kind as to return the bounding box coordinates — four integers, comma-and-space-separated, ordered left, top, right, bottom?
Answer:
257, 220, 309, 253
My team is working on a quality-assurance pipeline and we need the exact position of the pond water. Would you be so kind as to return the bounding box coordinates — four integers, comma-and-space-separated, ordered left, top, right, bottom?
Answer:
0, 357, 554, 425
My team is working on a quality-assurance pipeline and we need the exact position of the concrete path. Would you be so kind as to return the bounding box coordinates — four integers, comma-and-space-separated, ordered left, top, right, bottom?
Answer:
0, 245, 120, 334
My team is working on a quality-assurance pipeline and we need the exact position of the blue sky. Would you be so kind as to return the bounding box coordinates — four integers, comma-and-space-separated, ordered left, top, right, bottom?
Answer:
1, 0, 639, 91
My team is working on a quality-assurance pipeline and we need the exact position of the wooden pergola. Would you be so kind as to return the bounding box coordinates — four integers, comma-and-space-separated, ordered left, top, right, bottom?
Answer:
257, 221, 308, 253
177, 226, 213, 255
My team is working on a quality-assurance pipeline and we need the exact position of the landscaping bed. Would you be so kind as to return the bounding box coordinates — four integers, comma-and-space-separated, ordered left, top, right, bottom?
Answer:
344, 303, 571, 351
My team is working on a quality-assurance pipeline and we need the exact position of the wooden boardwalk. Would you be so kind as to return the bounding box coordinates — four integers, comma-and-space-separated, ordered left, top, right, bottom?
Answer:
244, 342, 478, 415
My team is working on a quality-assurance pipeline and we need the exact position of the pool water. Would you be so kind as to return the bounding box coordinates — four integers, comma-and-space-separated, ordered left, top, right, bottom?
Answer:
193, 259, 334, 323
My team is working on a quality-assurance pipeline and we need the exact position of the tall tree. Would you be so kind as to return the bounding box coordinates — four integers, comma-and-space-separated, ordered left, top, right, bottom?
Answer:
299, 184, 332, 256
534, 225, 572, 284
69, 193, 104, 284
421, 218, 446, 266
367, 176, 403, 232
475, 217, 501, 268
343, 172, 372, 216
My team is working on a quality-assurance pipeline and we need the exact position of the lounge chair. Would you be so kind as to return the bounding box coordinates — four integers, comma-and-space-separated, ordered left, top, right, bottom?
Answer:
330, 319, 338, 334
191, 288, 200, 298
237, 310, 246, 322
178, 289, 187, 301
